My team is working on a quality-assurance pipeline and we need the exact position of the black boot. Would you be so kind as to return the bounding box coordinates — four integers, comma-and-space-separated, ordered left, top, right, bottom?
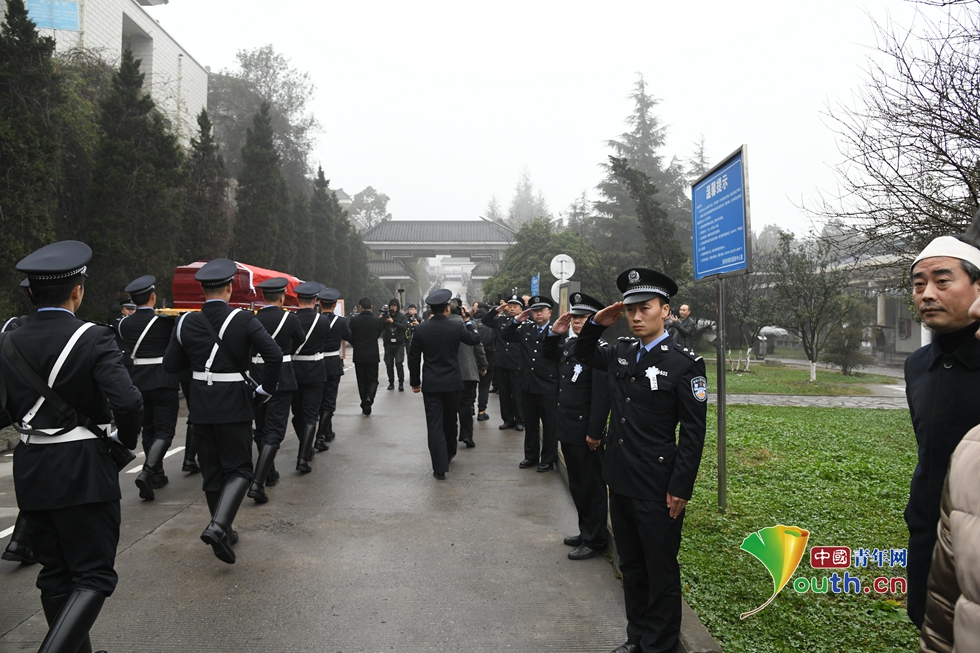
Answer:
314, 431, 329, 452
201, 476, 249, 564
296, 424, 315, 473
37, 588, 105, 653
265, 463, 280, 487
182, 424, 200, 474
2, 512, 36, 565
247, 445, 278, 504
323, 413, 336, 442
135, 438, 168, 501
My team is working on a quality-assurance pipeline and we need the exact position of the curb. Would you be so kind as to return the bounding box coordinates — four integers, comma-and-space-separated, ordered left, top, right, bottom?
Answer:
557, 447, 723, 653
0, 427, 17, 452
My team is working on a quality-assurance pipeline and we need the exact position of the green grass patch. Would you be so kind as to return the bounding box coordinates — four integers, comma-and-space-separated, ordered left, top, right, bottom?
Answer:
680, 405, 919, 652
704, 364, 896, 396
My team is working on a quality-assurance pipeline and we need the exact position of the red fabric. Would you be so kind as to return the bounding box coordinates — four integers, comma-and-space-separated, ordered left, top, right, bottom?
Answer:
171, 261, 303, 310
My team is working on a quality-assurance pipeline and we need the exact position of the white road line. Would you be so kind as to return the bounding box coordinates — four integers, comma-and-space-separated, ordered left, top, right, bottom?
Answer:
163, 446, 185, 458
125, 446, 185, 473
0, 526, 13, 539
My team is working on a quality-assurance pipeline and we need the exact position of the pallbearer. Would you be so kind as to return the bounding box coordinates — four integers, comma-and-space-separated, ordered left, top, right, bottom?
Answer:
290, 281, 331, 472
247, 278, 304, 503
315, 286, 353, 450
163, 259, 281, 564
116, 275, 180, 501
544, 292, 611, 560
1, 241, 143, 653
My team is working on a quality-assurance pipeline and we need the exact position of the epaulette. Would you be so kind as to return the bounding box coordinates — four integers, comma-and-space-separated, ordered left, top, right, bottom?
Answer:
618, 336, 637, 342
674, 342, 703, 362
598, 338, 609, 347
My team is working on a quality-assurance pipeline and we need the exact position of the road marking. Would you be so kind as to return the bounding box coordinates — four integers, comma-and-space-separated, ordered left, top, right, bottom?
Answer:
164, 446, 185, 458
125, 446, 185, 473
0, 526, 13, 539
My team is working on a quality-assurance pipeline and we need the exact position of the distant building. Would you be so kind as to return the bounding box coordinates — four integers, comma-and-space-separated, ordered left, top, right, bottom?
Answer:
333, 188, 352, 210
0, 0, 208, 144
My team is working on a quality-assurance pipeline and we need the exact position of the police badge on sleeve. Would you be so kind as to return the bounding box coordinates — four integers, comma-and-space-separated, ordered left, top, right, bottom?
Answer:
691, 376, 708, 402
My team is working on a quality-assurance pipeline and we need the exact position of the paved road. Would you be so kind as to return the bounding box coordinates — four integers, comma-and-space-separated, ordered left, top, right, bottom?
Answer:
0, 363, 627, 653
710, 393, 908, 409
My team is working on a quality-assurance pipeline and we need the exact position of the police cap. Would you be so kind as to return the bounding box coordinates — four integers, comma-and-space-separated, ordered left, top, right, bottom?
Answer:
122, 302, 137, 310
569, 292, 605, 316
195, 259, 238, 288
318, 286, 341, 303
16, 241, 91, 285
506, 294, 525, 308
124, 275, 156, 296
527, 295, 554, 310
617, 267, 678, 305
294, 281, 321, 299
425, 288, 453, 306
257, 277, 289, 294
19, 278, 29, 289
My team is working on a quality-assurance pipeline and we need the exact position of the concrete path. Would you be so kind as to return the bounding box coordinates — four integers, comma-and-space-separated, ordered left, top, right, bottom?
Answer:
0, 365, 627, 653
709, 393, 908, 409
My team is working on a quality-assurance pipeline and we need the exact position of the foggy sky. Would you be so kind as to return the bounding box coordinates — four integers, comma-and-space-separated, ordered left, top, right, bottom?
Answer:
145, 0, 926, 235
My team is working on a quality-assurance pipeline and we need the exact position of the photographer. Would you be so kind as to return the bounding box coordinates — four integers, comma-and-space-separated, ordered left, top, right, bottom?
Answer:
406, 304, 420, 347
383, 299, 409, 391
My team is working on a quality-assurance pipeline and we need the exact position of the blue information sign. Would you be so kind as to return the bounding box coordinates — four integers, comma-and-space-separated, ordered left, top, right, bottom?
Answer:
26, 0, 79, 31
691, 146, 751, 280
530, 274, 540, 296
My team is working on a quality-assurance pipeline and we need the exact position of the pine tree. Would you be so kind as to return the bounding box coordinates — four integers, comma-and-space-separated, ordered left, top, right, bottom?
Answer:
310, 166, 338, 283
181, 109, 230, 261
84, 48, 183, 317
233, 101, 290, 269
291, 192, 314, 279
0, 0, 59, 315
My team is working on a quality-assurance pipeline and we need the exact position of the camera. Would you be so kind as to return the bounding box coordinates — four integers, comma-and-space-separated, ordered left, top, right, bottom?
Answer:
380, 305, 390, 319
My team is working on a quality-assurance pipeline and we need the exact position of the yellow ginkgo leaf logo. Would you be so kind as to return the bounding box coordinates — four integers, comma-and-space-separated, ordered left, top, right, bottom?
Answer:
739, 525, 810, 619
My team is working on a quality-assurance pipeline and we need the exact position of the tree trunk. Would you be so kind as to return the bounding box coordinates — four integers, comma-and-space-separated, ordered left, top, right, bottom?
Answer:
745, 347, 752, 372
810, 360, 817, 382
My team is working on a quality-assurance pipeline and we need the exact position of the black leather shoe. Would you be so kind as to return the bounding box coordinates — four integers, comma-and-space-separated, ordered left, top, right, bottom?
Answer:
498, 422, 515, 430
477, 411, 489, 421
537, 462, 554, 472
265, 467, 280, 487
387, 382, 395, 390
398, 385, 404, 391
433, 472, 446, 480
610, 643, 638, 653
362, 405, 372, 416
563, 535, 582, 547
519, 459, 538, 469
462, 438, 475, 448
514, 423, 525, 431
568, 544, 606, 560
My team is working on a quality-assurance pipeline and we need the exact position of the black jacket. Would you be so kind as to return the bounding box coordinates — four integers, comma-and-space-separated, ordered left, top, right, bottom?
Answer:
349, 310, 386, 364
321, 312, 353, 377
293, 308, 331, 385
2, 310, 143, 511
673, 316, 696, 348
481, 307, 522, 370
576, 321, 707, 501
250, 305, 304, 392
164, 301, 281, 424
408, 314, 482, 392
500, 318, 559, 395
383, 308, 409, 347
115, 307, 179, 392
477, 321, 497, 369
544, 334, 610, 445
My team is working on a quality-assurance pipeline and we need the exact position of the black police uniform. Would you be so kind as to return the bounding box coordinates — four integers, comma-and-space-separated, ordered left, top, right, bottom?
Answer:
480, 295, 525, 429
349, 306, 386, 414
575, 268, 707, 653
290, 283, 332, 472
116, 275, 180, 501
163, 259, 282, 564
315, 287, 353, 448
2, 241, 143, 653
542, 292, 611, 557
383, 299, 409, 389
408, 289, 483, 478
501, 295, 559, 470
248, 279, 305, 503
903, 319, 980, 627
476, 314, 496, 418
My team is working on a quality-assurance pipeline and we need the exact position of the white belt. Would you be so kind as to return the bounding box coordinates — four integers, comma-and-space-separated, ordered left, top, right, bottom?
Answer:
323, 350, 340, 357
21, 424, 109, 445
192, 371, 245, 383
132, 357, 164, 366
252, 355, 291, 364
292, 353, 325, 362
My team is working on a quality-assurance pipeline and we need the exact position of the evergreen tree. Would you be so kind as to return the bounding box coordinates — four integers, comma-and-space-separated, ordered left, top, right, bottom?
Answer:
0, 0, 59, 315
291, 192, 314, 279
181, 109, 230, 261
310, 166, 339, 283
507, 168, 550, 228
233, 101, 290, 269
84, 48, 183, 317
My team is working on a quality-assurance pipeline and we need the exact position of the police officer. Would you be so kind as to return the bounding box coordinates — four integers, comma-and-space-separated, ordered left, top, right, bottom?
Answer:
480, 294, 525, 431
314, 286, 353, 450
290, 281, 331, 473
115, 275, 180, 501
349, 297, 386, 415
408, 289, 483, 480
247, 278, 305, 504
544, 292, 611, 560
1, 241, 143, 653
501, 295, 559, 471
163, 259, 281, 564
574, 267, 707, 653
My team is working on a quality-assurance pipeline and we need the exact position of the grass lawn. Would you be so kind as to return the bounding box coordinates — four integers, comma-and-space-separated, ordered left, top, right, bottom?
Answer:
680, 405, 919, 652
703, 363, 897, 396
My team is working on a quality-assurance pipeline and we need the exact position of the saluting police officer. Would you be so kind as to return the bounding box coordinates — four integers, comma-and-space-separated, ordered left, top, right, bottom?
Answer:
290, 282, 331, 473
1, 241, 143, 653
573, 268, 707, 653
115, 275, 180, 501
314, 286, 353, 450
544, 292, 611, 560
408, 289, 483, 480
480, 294, 525, 431
163, 259, 282, 564
501, 295, 560, 471
247, 278, 305, 504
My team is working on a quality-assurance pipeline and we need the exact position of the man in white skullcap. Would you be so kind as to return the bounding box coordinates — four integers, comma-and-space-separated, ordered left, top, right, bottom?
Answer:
904, 215, 980, 628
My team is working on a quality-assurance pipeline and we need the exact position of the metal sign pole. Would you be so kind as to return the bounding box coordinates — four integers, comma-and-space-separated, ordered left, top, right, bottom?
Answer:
716, 277, 727, 513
